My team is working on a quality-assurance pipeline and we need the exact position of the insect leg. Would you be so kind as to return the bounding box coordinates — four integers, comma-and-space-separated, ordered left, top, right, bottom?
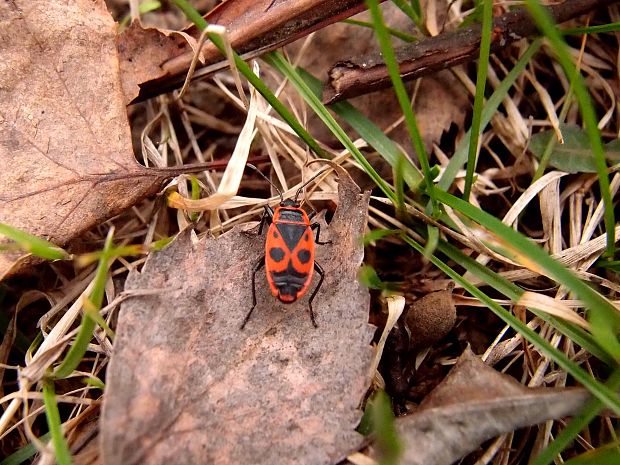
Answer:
260, 205, 274, 234
310, 222, 331, 245
307, 261, 325, 328
245, 205, 273, 236
240, 257, 266, 329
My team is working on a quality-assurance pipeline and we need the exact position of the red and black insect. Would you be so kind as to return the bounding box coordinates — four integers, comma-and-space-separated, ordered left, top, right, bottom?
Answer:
241, 166, 330, 329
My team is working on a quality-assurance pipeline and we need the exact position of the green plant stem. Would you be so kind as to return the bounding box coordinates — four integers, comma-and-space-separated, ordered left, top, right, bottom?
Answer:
53, 231, 113, 379
563, 22, 620, 35
42, 379, 72, 465
463, 0, 493, 201
366, 0, 435, 202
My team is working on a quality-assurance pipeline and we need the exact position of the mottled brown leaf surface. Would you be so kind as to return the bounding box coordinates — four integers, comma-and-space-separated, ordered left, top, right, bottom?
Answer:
370, 348, 591, 465
101, 177, 374, 465
0, 0, 163, 278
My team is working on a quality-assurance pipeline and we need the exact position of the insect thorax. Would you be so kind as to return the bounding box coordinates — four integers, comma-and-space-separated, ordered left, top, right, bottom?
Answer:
274, 208, 306, 223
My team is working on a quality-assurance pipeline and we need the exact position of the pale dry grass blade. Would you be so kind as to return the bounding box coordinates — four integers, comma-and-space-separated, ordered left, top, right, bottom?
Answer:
370, 295, 405, 387
539, 175, 563, 255
347, 452, 379, 465
580, 172, 620, 244
517, 292, 590, 330
178, 27, 209, 99
526, 69, 563, 142
169, 64, 261, 211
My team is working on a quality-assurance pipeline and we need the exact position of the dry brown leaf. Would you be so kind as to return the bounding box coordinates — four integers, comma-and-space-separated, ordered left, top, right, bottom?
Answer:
101, 176, 374, 465
369, 347, 591, 465
0, 1, 208, 278
117, 20, 191, 105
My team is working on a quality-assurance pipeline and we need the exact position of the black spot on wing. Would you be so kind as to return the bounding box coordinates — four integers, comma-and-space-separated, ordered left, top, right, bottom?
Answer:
269, 247, 285, 262
297, 249, 311, 264
275, 223, 306, 251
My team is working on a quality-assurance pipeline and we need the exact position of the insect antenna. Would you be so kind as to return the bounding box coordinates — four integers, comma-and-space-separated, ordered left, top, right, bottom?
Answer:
294, 169, 329, 203
245, 164, 283, 203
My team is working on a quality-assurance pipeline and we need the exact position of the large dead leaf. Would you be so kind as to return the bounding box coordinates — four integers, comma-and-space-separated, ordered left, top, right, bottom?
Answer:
101, 176, 374, 465
0, 1, 191, 278
367, 348, 591, 465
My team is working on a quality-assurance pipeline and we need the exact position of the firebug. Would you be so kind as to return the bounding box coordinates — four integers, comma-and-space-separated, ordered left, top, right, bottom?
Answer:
241, 165, 330, 329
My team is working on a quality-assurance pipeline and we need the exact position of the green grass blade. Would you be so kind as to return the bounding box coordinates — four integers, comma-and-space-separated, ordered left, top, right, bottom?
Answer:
390, 0, 421, 24
563, 22, 620, 35
366, 0, 435, 201
0, 223, 69, 260
332, 103, 422, 189
361, 229, 400, 246
42, 379, 72, 465
171, 0, 323, 156
296, 67, 422, 188
565, 450, 620, 465
263, 52, 397, 202
189, 176, 201, 222
422, 223, 438, 259
83, 375, 106, 390
399, 233, 620, 414
82, 296, 115, 340
367, 390, 403, 465
433, 188, 620, 361
0, 433, 51, 465
439, 40, 541, 190
463, 0, 493, 201
437, 240, 614, 366
53, 231, 113, 379
525, 0, 614, 256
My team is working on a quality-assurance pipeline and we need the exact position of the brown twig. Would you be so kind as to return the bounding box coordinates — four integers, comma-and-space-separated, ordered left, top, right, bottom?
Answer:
322, 0, 619, 104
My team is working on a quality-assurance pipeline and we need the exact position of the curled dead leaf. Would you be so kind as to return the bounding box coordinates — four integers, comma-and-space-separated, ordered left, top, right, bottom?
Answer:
366, 347, 591, 465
